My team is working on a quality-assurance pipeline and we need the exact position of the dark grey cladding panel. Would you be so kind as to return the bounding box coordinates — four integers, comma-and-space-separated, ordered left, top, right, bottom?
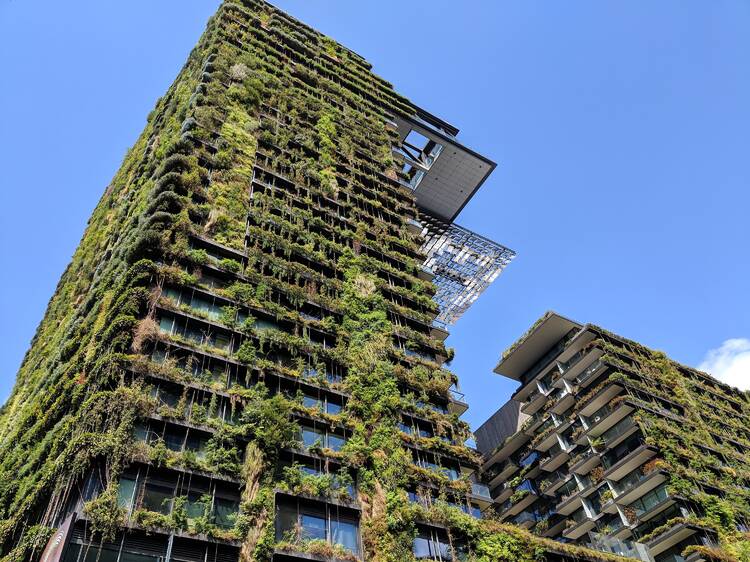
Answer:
475, 400, 524, 457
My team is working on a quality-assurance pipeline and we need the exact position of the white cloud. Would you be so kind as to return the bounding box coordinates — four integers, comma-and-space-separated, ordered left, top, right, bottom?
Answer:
698, 338, 750, 391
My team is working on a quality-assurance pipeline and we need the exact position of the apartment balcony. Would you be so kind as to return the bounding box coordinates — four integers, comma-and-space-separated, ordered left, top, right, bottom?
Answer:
645, 523, 717, 559
538, 469, 571, 497
549, 384, 576, 415
498, 480, 539, 520
562, 509, 598, 540
490, 479, 516, 504
521, 387, 549, 415
539, 440, 573, 472
579, 382, 625, 418
532, 418, 562, 452
511, 509, 547, 530
581, 400, 635, 441
573, 359, 608, 389
555, 476, 591, 515
602, 443, 657, 481
568, 446, 602, 476
470, 482, 493, 509
482, 431, 529, 485
613, 467, 669, 507
486, 457, 521, 492
430, 325, 450, 342
555, 346, 604, 385
521, 410, 550, 435
447, 386, 469, 416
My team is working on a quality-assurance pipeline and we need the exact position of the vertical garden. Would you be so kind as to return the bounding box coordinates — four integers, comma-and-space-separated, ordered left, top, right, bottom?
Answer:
0, 2, 632, 562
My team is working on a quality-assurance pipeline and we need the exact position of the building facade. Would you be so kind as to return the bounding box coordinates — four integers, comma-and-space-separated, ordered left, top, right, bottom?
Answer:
0, 2, 626, 562
477, 312, 750, 562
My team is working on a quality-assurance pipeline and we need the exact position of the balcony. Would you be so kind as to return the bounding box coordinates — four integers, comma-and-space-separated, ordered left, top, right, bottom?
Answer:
499, 480, 539, 520
521, 410, 550, 435
574, 359, 608, 388
602, 443, 658, 481
556, 346, 604, 384
447, 391, 469, 416
555, 476, 589, 515
579, 382, 626, 418
549, 383, 576, 415
568, 446, 602, 476
486, 457, 520, 491
539, 440, 572, 472
532, 417, 561, 452
470, 482, 493, 508
645, 522, 717, 558
521, 387, 549, 415
512, 509, 547, 530
562, 508, 596, 540
582, 399, 635, 440
614, 466, 669, 507
538, 470, 571, 497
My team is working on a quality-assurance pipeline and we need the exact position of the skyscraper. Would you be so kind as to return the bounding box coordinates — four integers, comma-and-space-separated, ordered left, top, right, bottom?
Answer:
0, 2, 621, 562
477, 312, 750, 562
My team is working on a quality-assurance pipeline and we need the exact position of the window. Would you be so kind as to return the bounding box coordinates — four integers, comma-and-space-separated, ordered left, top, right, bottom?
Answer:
214, 497, 239, 529
276, 502, 360, 556
117, 477, 137, 512
629, 484, 669, 516
300, 425, 347, 451
185, 432, 208, 459
301, 513, 327, 540
327, 432, 347, 452
414, 528, 453, 560
301, 426, 324, 449
185, 492, 206, 520
142, 482, 174, 515
163, 426, 186, 452
331, 519, 359, 554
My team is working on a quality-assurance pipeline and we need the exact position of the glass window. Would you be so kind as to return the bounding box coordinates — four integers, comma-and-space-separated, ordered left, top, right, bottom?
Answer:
157, 388, 179, 408
151, 348, 167, 364
301, 427, 324, 449
77, 546, 119, 562
331, 519, 359, 555
142, 482, 173, 515
214, 333, 231, 351
159, 316, 175, 334
301, 513, 327, 541
276, 504, 297, 540
441, 466, 459, 481
303, 395, 322, 410
214, 497, 239, 529
163, 287, 182, 302
133, 423, 149, 443
117, 477, 137, 511
327, 433, 347, 452
164, 427, 186, 452
185, 492, 205, 520
326, 401, 342, 415
254, 318, 279, 332
414, 535, 432, 559
185, 433, 208, 459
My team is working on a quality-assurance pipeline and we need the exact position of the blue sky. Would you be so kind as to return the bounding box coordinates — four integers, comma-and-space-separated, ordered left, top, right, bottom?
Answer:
1, 1, 748, 428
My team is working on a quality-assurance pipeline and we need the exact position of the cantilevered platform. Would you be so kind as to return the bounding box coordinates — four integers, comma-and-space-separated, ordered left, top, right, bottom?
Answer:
392, 107, 515, 325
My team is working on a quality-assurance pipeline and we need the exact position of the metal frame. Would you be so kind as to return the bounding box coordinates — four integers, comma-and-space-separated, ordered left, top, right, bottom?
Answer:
419, 214, 516, 326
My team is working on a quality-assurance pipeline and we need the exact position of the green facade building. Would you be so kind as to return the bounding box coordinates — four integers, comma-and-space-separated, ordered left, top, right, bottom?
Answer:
477, 313, 750, 562
0, 2, 621, 562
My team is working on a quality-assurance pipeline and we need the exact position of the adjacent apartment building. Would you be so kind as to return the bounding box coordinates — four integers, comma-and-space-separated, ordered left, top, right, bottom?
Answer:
0, 2, 635, 562
476, 312, 750, 562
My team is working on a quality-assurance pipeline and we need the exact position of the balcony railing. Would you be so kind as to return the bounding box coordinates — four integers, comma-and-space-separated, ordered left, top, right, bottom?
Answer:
576, 359, 605, 386
471, 482, 491, 499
